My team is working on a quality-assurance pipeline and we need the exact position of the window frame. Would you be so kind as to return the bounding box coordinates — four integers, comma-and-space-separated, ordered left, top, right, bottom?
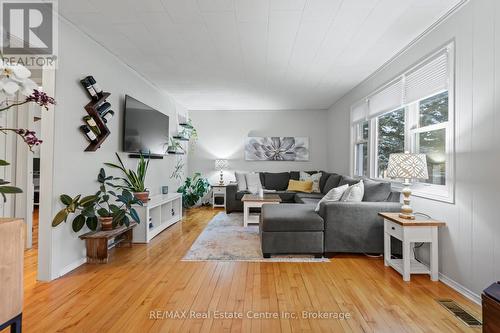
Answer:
353, 120, 369, 177
349, 43, 455, 203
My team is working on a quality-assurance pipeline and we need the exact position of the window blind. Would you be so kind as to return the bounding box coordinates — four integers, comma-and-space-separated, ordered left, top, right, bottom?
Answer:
404, 50, 448, 104
351, 100, 368, 123
367, 78, 403, 117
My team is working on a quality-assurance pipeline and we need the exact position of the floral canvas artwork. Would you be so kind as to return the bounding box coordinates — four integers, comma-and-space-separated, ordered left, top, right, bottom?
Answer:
245, 137, 309, 161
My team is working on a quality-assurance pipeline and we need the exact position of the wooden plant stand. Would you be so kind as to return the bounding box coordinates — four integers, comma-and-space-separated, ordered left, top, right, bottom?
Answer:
79, 222, 137, 264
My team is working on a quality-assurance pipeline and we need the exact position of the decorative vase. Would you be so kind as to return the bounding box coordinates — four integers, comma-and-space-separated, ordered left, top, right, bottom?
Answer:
133, 191, 149, 203
99, 216, 113, 231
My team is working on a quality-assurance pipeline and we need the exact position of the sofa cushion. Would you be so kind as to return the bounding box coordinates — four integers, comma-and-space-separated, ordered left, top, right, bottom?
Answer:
363, 179, 392, 202
315, 184, 349, 212
338, 175, 360, 186
300, 171, 322, 193
287, 180, 313, 193
300, 198, 321, 206
261, 204, 324, 232
274, 191, 296, 203
246, 173, 263, 193
259, 172, 266, 187
341, 180, 364, 202
322, 173, 342, 194
263, 172, 290, 191
294, 193, 324, 200
319, 172, 332, 193
235, 172, 247, 191
289, 171, 300, 180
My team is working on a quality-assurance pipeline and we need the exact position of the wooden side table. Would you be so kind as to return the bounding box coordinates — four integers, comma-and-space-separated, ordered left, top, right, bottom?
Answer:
79, 222, 137, 263
379, 212, 445, 282
241, 194, 281, 227
211, 185, 226, 209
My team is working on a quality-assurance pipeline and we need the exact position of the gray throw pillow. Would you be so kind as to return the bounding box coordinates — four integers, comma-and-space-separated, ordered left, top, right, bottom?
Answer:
322, 173, 342, 194
338, 175, 360, 186
363, 178, 392, 202
245, 173, 262, 194
263, 172, 290, 191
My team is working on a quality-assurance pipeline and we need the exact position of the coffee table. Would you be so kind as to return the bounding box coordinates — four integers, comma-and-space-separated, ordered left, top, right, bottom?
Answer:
241, 194, 281, 227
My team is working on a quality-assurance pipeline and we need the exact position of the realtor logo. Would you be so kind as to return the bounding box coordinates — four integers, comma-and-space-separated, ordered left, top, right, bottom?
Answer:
1, 0, 58, 67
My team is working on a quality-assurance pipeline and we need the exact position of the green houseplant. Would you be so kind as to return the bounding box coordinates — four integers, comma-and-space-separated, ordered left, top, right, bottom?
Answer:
52, 168, 143, 231
177, 172, 210, 208
104, 152, 150, 203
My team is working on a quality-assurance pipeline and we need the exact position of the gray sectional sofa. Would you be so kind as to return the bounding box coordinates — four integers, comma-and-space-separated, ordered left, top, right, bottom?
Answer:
226, 171, 401, 257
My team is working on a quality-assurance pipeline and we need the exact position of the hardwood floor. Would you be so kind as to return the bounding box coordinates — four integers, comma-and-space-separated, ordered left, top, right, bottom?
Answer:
14, 207, 481, 332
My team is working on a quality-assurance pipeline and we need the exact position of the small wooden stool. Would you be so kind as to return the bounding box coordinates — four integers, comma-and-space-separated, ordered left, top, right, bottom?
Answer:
79, 222, 137, 263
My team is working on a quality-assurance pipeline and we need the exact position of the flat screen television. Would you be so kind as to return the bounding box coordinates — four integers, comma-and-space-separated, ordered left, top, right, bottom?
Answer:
122, 95, 169, 156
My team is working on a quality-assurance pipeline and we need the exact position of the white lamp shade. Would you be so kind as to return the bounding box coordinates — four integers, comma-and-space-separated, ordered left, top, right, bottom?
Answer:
215, 159, 228, 171
387, 153, 428, 180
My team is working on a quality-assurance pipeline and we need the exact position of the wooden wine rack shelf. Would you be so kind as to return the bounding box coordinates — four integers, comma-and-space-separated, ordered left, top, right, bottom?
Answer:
84, 92, 111, 152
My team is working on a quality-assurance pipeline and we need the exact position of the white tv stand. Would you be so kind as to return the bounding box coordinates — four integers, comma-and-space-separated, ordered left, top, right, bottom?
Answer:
132, 193, 183, 243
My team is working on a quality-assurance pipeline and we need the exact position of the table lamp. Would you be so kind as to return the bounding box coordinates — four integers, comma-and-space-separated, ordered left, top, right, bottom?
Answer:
386, 152, 428, 220
214, 159, 228, 185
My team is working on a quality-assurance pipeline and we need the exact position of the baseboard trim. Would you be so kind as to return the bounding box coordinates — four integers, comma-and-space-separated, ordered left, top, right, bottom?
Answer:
58, 258, 86, 278
439, 273, 481, 305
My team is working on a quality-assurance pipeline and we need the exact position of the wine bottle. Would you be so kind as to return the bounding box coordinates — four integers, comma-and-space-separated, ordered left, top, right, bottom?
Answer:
80, 77, 98, 100
86, 76, 103, 98
96, 101, 111, 116
80, 125, 97, 143
102, 110, 115, 123
83, 115, 101, 135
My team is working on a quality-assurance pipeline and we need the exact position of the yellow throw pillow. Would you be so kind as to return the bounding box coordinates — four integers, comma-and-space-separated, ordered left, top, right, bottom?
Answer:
287, 180, 313, 193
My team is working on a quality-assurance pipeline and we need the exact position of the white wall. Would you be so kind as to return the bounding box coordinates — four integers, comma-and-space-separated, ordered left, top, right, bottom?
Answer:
327, 0, 500, 301
188, 110, 328, 184
39, 18, 188, 280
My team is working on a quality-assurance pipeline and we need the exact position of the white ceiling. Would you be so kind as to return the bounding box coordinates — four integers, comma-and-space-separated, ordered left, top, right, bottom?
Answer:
59, 0, 462, 111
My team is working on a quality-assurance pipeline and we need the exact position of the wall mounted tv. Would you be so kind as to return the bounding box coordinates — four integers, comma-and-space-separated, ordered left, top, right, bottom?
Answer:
122, 95, 169, 156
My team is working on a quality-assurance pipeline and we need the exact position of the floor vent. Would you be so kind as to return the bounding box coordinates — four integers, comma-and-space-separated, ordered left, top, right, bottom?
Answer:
437, 299, 482, 327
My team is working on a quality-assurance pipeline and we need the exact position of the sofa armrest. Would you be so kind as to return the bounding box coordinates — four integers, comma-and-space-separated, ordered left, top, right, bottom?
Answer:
226, 183, 238, 199
319, 201, 401, 253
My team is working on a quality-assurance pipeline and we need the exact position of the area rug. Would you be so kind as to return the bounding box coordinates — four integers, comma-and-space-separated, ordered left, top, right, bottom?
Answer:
182, 212, 329, 262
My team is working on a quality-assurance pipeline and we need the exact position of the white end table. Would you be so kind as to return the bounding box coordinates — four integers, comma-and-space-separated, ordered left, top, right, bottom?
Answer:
241, 194, 281, 227
211, 185, 226, 209
379, 212, 445, 282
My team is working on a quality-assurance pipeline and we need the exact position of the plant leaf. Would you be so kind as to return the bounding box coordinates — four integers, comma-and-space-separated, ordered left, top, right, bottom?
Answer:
86, 216, 98, 231
52, 208, 69, 227
0, 160, 10, 166
60, 194, 72, 205
72, 214, 86, 232
129, 207, 140, 223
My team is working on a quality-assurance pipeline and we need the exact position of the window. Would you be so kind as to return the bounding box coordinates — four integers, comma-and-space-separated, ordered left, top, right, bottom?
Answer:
354, 121, 369, 177
413, 92, 449, 186
376, 108, 405, 179
350, 44, 454, 202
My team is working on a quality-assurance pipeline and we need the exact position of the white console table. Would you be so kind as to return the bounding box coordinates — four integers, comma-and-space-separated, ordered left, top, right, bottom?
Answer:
132, 193, 183, 243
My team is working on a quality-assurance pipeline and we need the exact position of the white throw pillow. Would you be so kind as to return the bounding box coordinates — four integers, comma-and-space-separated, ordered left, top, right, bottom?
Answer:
315, 184, 349, 212
235, 172, 247, 191
245, 173, 262, 194
300, 171, 322, 193
340, 180, 364, 202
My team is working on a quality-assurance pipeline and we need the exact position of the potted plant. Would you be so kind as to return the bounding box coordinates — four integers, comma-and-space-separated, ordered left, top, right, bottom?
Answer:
52, 168, 143, 231
166, 137, 185, 154
177, 172, 210, 208
105, 152, 150, 203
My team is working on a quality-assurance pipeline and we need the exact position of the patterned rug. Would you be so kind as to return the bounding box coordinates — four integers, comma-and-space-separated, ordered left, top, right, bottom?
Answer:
182, 212, 329, 262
